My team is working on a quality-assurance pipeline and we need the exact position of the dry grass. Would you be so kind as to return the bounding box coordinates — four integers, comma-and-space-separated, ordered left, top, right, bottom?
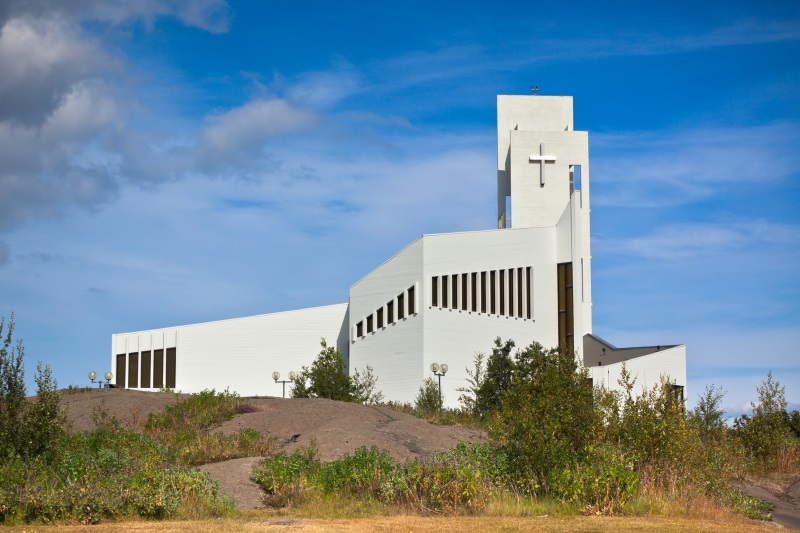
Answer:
0, 513, 777, 533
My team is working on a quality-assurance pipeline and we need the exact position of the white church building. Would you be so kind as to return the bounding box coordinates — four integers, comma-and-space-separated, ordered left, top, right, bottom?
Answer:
110, 95, 686, 406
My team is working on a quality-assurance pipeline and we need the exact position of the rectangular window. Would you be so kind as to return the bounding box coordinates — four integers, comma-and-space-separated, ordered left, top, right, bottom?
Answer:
471, 272, 477, 312
367, 314, 374, 333
432, 277, 438, 307
480, 272, 487, 313
508, 268, 514, 317
357, 321, 364, 337
557, 262, 574, 350
166, 348, 176, 389
140, 350, 151, 388
499, 270, 505, 315
377, 308, 384, 328
128, 352, 139, 388
398, 293, 405, 319
490, 271, 497, 314
116, 354, 126, 387
387, 301, 394, 323
518, 267, 524, 318
526, 267, 532, 319
461, 274, 468, 311
441, 276, 448, 309
408, 286, 415, 314
451, 274, 458, 309
153, 349, 164, 388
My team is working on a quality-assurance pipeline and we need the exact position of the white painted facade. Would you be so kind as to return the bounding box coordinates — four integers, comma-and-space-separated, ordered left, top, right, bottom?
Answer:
111, 95, 686, 405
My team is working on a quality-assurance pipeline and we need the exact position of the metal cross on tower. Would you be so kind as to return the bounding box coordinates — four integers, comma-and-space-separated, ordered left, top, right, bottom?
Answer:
529, 142, 557, 187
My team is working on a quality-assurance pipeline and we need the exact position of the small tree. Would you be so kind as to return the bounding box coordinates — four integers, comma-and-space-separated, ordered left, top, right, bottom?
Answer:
292, 339, 353, 401
689, 384, 727, 445
0, 313, 65, 459
351, 365, 384, 405
457, 351, 485, 414
415, 377, 443, 416
475, 337, 515, 419
489, 341, 594, 488
735, 371, 793, 468
0, 314, 26, 457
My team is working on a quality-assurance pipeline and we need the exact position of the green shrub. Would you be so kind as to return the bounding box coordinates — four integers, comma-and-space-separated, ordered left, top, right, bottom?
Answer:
734, 372, 797, 472
414, 377, 443, 416
553, 444, 639, 514
291, 339, 384, 404
253, 442, 510, 513
143, 389, 274, 465
489, 341, 595, 492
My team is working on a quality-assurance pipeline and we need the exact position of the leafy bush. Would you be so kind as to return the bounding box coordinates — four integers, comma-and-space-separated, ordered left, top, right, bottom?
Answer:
734, 371, 797, 472
252, 441, 509, 513
0, 410, 233, 524
292, 339, 383, 404
489, 341, 594, 491
0, 314, 66, 461
414, 377, 443, 416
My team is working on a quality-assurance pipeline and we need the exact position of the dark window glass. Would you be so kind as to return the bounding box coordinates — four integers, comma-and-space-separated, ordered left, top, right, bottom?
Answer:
357, 321, 364, 337
432, 277, 438, 307
461, 274, 468, 311
490, 271, 496, 314
128, 352, 138, 388
398, 293, 405, 319
471, 273, 477, 312
367, 314, 374, 333
166, 348, 176, 389
408, 286, 415, 314
499, 270, 505, 315
526, 267, 532, 319
140, 350, 151, 388
116, 354, 126, 387
377, 308, 384, 328
557, 262, 574, 350
518, 267, 524, 318
441, 276, 448, 309
451, 274, 458, 308
153, 349, 164, 388
387, 301, 394, 323
508, 268, 514, 316
481, 272, 487, 313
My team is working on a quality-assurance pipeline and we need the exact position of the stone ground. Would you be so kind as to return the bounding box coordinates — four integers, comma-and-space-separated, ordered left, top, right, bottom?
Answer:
58, 389, 800, 528
59, 389, 483, 511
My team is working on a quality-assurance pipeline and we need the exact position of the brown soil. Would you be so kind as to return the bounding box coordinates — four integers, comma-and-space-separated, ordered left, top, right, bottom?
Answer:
57, 389, 484, 510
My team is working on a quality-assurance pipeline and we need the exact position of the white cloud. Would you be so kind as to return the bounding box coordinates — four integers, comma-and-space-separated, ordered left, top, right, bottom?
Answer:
591, 122, 800, 207
4, 0, 231, 33
0, 15, 113, 124
607, 220, 800, 260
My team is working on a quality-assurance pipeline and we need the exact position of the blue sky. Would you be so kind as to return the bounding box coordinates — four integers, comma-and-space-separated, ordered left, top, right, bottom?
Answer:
1, 0, 798, 416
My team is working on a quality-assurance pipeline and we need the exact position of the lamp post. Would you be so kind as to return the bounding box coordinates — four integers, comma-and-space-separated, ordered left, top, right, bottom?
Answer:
88, 371, 99, 389
429, 363, 448, 406
104, 372, 113, 389
272, 371, 297, 398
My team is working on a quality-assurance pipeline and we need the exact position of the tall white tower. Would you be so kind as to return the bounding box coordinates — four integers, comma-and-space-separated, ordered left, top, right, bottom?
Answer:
496, 95, 593, 350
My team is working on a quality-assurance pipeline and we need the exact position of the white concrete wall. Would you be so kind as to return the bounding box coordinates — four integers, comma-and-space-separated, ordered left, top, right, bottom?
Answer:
421, 227, 560, 408
589, 345, 687, 397
349, 238, 425, 405
111, 303, 348, 397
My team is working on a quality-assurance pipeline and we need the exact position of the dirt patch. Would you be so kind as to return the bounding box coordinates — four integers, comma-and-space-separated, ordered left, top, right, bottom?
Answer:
740, 477, 800, 530
56, 390, 485, 509
210, 397, 484, 463
198, 457, 266, 510
59, 388, 187, 432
